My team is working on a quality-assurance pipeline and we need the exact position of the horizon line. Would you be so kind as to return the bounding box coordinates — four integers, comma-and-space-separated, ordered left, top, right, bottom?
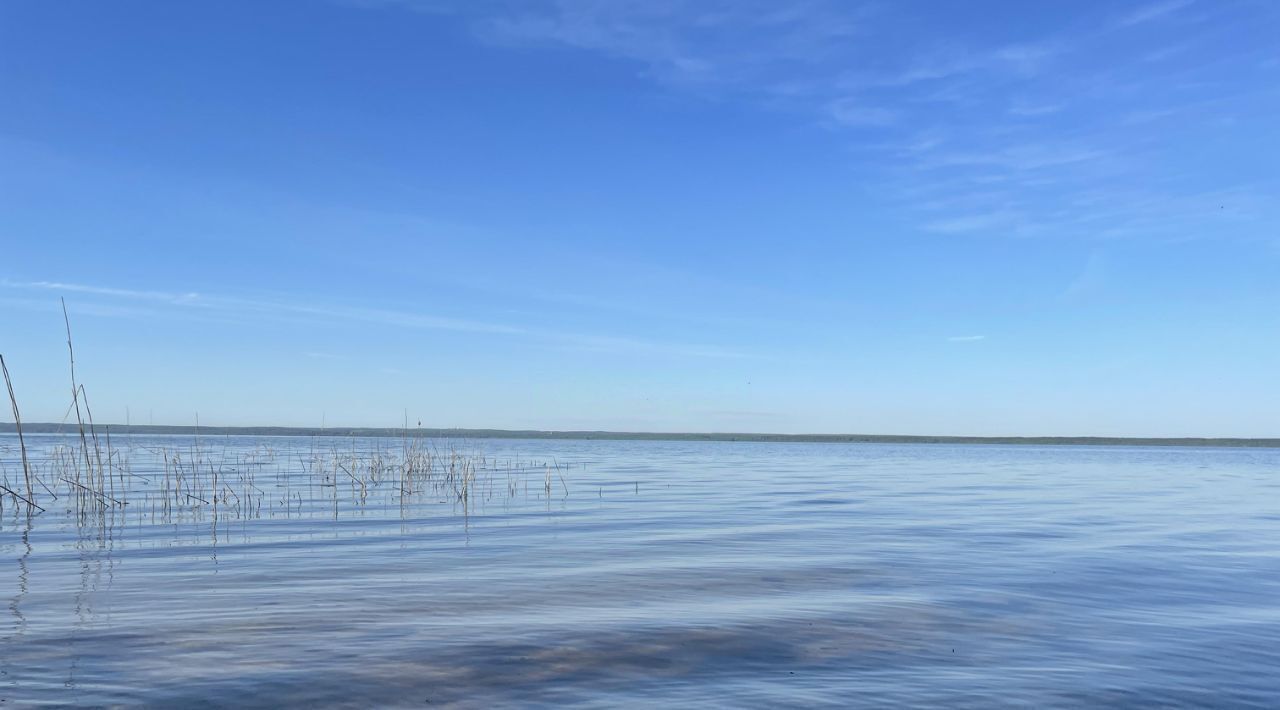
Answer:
2, 423, 1277, 448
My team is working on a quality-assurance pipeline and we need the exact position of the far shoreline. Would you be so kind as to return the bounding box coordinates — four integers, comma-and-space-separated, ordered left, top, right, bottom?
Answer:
3, 423, 1277, 448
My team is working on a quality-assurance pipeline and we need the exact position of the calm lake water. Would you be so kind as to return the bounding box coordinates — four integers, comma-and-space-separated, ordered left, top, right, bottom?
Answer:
2, 434, 1279, 707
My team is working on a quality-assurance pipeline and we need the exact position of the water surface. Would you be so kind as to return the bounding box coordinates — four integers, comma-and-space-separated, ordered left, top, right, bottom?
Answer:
2, 435, 1278, 707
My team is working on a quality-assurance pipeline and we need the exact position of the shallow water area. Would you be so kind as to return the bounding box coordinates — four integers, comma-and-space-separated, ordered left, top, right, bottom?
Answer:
2, 434, 1279, 707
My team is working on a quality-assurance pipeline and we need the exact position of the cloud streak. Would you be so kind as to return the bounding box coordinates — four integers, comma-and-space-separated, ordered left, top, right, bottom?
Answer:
8, 280, 201, 304
344, 0, 1275, 244
1116, 0, 1194, 28
3, 279, 751, 360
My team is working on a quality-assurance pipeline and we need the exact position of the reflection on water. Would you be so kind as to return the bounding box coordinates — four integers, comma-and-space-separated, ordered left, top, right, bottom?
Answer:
3, 434, 1280, 707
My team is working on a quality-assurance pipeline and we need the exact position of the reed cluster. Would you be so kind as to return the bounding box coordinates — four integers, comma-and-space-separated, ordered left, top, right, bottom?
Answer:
0, 303, 573, 522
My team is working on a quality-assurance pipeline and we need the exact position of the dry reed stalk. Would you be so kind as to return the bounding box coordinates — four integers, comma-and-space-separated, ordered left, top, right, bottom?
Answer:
79, 384, 107, 495
0, 483, 43, 512
62, 299, 95, 481
59, 477, 123, 507
1, 354, 35, 507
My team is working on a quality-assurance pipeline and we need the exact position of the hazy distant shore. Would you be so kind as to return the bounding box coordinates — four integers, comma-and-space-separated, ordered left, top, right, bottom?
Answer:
2, 423, 1276, 448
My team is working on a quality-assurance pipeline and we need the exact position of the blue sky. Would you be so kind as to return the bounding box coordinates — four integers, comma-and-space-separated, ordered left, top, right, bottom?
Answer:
2, 0, 1278, 436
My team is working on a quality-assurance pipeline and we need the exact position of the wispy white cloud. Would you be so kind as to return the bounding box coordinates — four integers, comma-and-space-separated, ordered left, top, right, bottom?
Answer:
478, 0, 868, 88
2, 279, 750, 359
7, 280, 201, 304
1116, 0, 1194, 28
826, 98, 895, 127
1009, 99, 1065, 117
991, 42, 1061, 75
267, 301, 531, 337
0, 296, 164, 320
1141, 41, 1194, 62
357, 1, 1066, 129
918, 144, 1108, 172
344, 0, 1273, 249
947, 335, 986, 342
1121, 107, 1179, 124
835, 40, 1060, 95
923, 212, 1020, 234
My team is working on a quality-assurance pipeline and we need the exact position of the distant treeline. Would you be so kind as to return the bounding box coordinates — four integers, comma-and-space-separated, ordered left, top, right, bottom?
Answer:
2, 422, 1277, 448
